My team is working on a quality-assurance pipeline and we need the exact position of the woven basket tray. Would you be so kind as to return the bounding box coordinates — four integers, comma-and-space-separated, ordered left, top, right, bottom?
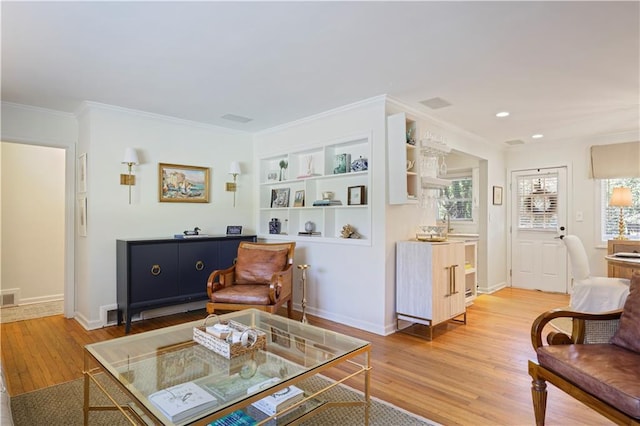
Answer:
193, 315, 266, 359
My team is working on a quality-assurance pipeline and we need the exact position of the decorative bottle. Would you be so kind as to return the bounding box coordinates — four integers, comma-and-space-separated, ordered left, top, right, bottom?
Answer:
269, 218, 281, 234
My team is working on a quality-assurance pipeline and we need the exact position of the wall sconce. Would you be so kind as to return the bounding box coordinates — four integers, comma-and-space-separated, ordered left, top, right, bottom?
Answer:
120, 148, 139, 204
226, 161, 241, 207
609, 186, 632, 240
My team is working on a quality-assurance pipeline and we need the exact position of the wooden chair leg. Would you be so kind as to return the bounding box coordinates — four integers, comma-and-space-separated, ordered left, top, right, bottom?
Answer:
531, 377, 548, 426
287, 299, 293, 318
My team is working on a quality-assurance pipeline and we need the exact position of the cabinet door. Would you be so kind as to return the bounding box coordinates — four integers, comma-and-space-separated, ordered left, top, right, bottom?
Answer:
179, 241, 219, 297
396, 242, 434, 319
431, 243, 466, 323
448, 243, 466, 318
130, 243, 179, 304
218, 238, 245, 269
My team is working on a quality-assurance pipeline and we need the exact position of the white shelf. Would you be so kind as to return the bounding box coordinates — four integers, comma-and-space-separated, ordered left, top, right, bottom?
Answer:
258, 134, 371, 245
421, 176, 451, 188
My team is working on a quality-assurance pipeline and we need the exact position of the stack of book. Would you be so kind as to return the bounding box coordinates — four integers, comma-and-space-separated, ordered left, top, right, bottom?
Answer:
312, 200, 342, 206
148, 381, 218, 423
249, 380, 305, 417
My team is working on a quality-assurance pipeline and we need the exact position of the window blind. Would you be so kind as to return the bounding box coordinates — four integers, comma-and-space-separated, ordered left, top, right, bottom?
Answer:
517, 174, 558, 230
590, 141, 640, 178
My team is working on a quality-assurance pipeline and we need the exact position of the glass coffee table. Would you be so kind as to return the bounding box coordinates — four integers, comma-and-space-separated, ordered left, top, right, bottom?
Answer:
83, 309, 371, 425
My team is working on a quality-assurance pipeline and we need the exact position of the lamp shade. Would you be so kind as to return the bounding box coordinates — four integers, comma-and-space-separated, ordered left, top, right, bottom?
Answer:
229, 161, 241, 175
122, 148, 139, 165
609, 187, 632, 207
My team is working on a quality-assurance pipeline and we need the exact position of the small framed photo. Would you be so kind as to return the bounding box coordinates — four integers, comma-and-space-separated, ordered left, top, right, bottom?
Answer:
266, 170, 279, 182
348, 185, 366, 205
271, 188, 290, 208
226, 225, 242, 235
159, 163, 210, 203
77, 195, 87, 237
293, 190, 305, 207
493, 186, 503, 205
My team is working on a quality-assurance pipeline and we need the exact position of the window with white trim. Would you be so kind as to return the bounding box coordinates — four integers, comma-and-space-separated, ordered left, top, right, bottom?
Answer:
600, 178, 640, 240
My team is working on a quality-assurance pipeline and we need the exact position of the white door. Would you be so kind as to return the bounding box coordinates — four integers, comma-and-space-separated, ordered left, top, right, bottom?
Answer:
510, 167, 568, 293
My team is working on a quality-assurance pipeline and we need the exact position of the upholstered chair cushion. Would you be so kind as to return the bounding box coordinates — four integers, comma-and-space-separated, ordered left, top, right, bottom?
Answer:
234, 246, 289, 284
610, 272, 640, 353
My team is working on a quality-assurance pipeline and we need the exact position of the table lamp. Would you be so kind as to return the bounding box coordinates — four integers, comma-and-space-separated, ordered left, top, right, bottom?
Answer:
609, 187, 632, 240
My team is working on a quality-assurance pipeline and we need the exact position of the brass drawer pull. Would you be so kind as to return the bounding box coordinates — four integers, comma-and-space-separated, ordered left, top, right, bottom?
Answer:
151, 264, 161, 276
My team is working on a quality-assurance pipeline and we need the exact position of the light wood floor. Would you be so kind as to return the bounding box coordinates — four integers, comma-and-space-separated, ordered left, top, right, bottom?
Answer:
0, 288, 613, 425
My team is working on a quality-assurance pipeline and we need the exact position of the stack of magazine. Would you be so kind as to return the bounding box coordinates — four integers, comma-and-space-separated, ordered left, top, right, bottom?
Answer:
148, 381, 218, 423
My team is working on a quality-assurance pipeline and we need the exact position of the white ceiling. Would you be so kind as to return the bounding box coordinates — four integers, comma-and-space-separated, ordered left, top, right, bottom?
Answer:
2, 1, 639, 148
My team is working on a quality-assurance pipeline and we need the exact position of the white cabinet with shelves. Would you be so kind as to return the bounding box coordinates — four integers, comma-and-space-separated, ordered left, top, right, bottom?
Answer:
258, 135, 371, 245
396, 240, 466, 339
463, 240, 478, 304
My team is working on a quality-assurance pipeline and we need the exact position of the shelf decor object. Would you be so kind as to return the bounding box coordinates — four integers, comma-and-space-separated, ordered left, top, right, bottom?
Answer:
159, 163, 210, 203
333, 153, 351, 174
348, 185, 365, 205
271, 188, 290, 208
609, 186, 632, 240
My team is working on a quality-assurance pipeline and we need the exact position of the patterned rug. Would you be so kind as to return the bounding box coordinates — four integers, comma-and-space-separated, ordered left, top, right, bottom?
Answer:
10, 374, 438, 425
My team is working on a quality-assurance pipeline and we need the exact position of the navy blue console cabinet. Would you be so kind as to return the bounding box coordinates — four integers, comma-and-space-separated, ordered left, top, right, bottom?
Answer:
117, 235, 256, 333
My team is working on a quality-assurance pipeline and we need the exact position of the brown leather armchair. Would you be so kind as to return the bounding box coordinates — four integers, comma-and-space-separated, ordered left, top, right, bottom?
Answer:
206, 241, 295, 317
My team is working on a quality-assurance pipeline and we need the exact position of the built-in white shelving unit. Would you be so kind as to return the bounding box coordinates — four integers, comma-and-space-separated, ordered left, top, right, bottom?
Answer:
258, 134, 372, 245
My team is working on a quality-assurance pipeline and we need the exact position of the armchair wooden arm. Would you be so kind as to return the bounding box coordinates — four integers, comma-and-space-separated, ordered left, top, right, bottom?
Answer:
206, 265, 236, 299
530, 308, 623, 349
268, 264, 293, 304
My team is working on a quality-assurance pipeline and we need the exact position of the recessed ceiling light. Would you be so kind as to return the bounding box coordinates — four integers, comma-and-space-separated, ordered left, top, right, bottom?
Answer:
532, 134, 544, 139
496, 111, 510, 118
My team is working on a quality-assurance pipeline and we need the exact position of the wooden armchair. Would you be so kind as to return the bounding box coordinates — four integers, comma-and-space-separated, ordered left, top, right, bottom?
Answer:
206, 241, 295, 317
528, 272, 640, 426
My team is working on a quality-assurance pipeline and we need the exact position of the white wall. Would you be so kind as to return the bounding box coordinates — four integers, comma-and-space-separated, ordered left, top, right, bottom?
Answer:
254, 97, 390, 334
1, 143, 65, 304
73, 103, 255, 329
506, 131, 640, 278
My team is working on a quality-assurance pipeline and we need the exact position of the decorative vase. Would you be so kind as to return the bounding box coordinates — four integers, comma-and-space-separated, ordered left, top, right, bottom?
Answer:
269, 218, 281, 234
351, 156, 368, 172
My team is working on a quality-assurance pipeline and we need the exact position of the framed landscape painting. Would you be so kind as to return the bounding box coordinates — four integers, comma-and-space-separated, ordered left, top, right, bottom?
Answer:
159, 163, 210, 203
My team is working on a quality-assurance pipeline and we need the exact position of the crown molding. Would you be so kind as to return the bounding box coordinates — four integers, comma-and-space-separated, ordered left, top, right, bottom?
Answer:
75, 101, 250, 135
256, 95, 387, 136
1, 101, 76, 119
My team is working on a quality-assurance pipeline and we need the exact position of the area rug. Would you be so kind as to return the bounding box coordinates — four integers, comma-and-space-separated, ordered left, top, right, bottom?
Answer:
10, 374, 438, 425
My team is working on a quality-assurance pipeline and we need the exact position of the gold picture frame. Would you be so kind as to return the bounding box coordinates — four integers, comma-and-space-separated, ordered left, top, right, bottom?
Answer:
293, 190, 305, 207
159, 163, 210, 203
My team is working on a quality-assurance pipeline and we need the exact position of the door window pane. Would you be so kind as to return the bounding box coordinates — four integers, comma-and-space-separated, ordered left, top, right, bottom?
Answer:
517, 174, 558, 230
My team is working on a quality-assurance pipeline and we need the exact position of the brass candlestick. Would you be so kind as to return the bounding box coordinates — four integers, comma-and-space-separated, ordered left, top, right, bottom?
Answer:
297, 264, 310, 323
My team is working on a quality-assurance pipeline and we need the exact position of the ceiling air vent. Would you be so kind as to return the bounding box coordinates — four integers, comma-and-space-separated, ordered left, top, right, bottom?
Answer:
420, 97, 452, 110
505, 139, 525, 146
221, 114, 253, 123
